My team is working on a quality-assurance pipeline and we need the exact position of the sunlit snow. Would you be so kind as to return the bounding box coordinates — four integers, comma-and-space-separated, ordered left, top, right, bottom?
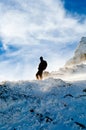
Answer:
0, 78, 86, 130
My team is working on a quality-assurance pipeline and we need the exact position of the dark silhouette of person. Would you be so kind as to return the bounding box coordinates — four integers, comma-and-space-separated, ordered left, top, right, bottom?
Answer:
36, 56, 47, 80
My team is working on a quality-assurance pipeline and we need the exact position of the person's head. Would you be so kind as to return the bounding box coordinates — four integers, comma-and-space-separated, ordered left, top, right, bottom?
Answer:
40, 56, 43, 61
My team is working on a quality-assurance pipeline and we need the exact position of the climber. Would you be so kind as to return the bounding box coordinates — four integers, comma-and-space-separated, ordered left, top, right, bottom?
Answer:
36, 56, 47, 80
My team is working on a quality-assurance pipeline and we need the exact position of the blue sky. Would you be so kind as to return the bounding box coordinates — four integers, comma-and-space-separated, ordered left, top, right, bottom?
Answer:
0, 0, 86, 81
63, 0, 86, 15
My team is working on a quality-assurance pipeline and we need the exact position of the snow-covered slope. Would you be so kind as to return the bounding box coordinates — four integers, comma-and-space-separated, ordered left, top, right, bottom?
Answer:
0, 79, 86, 130
65, 37, 86, 66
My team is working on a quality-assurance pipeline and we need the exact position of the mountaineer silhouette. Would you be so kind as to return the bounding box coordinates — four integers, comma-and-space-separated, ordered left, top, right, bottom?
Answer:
36, 56, 47, 80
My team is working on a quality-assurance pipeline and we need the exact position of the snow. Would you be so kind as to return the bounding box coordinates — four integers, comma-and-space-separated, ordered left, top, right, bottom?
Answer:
0, 78, 86, 130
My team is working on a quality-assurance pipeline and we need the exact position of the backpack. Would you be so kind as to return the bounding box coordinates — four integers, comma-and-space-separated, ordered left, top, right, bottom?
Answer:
39, 60, 47, 71
42, 60, 47, 70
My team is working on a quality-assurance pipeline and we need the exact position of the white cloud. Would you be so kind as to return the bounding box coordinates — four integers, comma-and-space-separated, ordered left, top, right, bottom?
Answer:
0, 0, 86, 47
0, 0, 86, 80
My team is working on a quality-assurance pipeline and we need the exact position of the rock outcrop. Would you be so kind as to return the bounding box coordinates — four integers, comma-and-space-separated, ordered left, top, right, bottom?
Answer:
65, 37, 86, 66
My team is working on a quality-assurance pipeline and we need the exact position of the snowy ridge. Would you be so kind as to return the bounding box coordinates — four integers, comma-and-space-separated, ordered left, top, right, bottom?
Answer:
0, 78, 86, 130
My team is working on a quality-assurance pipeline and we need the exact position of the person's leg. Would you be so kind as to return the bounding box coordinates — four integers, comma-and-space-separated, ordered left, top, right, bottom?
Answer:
36, 70, 43, 80
39, 71, 43, 79
36, 71, 39, 79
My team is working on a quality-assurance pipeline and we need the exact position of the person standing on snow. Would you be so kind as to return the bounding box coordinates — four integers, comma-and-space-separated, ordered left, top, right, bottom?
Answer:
36, 56, 47, 80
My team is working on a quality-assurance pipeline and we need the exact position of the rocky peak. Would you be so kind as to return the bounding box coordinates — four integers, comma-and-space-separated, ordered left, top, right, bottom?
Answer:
75, 37, 86, 56
65, 37, 86, 66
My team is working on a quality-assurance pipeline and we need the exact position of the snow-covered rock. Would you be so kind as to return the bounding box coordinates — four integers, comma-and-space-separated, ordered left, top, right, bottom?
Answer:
65, 37, 86, 66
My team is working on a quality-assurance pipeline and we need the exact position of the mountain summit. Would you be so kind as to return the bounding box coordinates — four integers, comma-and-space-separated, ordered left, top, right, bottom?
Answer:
43, 37, 86, 80
65, 37, 86, 66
